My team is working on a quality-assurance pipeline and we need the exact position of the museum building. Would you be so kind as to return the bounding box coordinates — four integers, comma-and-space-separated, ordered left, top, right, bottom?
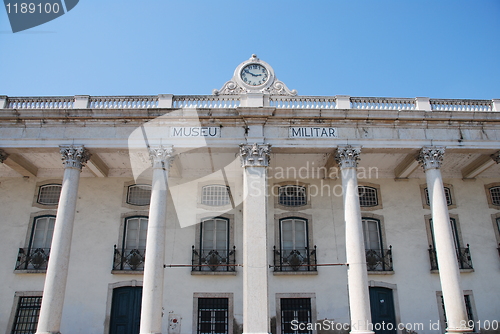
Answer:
0, 55, 499, 334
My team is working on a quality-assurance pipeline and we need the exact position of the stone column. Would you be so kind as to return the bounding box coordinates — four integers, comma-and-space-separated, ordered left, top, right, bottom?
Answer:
335, 146, 374, 334
140, 145, 174, 334
36, 145, 90, 334
239, 143, 271, 334
418, 147, 472, 334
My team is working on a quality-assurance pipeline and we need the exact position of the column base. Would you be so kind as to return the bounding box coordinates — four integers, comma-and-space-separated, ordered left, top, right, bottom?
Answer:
36, 332, 61, 334
350, 331, 375, 334
242, 332, 271, 334
445, 328, 474, 334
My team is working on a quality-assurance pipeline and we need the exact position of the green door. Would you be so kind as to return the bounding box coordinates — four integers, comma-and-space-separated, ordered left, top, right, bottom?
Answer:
110, 286, 142, 334
369, 287, 396, 334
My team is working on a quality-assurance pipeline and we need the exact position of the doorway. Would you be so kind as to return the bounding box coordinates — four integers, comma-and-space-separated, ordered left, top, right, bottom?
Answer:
369, 287, 396, 334
109, 286, 142, 334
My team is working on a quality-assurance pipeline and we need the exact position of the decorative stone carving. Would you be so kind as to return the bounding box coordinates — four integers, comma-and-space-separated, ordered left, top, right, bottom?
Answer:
0, 149, 9, 163
213, 54, 296, 96
335, 145, 361, 169
148, 145, 175, 170
239, 143, 271, 167
491, 151, 500, 164
59, 145, 91, 170
417, 146, 445, 170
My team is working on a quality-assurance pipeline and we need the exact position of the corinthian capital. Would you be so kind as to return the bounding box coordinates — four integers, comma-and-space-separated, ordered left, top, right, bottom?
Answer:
239, 143, 271, 167
148, 145, 174, 170
417, 146, 445, 171
0, 149, 9, 163
335, 145, 361, 169
60, 145, 91, 170
491, 151, 500, 164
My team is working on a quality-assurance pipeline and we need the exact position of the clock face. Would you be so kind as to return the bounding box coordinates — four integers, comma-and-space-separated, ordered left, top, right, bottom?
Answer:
240, 64, 269, 86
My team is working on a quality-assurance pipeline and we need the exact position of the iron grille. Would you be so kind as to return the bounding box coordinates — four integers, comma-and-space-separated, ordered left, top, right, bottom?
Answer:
11, 296, 42, 334
280, 298, 311, 334
358, 186, 378, 207
365, 247, 393, 271
37, 184, 61, 205
425, 187, 452, 206
440, 295, 474, 331
201, 185, 231, 206
15, 248, 50, 271
197, 298, 229, 334
127, 184, 152, 206
428, 245, 473, 270
274, 246, 317, 272
192, 247, 236, 272
113, 246, 146, 271
278, 185, 307, 207
490, 186, 500, 206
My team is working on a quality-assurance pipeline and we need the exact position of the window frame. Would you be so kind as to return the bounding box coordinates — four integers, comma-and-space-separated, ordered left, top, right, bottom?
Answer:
200, 185, 232, 208
192, 293, 233, 334
357, 183, 383, 210
436, 290, 477, 334
485, 182, 500, 210
274, 182, 311, 211
275, 293, 317, 334
32, 180, 62, 209
197, 181, 235, 211
126, 184, 152, 207
6, 291, 43, 334
193, 214, 235, 275
361, 213, 392, 273
420, 183, 456, 210
122, 181, 151, 210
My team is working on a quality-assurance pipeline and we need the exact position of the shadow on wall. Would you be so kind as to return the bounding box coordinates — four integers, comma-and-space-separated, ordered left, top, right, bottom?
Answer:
233, 319, 243, 334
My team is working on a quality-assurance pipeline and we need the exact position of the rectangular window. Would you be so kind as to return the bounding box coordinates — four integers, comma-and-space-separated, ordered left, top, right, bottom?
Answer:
11, 296, 42, 334
280, 298, 311, 334
440, 294, 474, 331
197, 298, 229, 334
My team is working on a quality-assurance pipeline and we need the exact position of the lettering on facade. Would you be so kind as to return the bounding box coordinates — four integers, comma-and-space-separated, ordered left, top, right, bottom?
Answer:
289, 127, 338, 138
170, 127, 220, 138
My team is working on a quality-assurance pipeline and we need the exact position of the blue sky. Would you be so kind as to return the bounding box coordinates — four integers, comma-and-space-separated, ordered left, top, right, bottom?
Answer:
0, 1, 499, 99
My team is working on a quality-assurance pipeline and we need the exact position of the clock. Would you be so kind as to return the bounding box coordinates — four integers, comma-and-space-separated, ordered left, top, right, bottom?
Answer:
240, 63, 269, 86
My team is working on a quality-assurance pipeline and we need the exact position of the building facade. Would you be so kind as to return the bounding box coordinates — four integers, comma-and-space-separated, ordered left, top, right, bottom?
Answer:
0, 56, 499, 334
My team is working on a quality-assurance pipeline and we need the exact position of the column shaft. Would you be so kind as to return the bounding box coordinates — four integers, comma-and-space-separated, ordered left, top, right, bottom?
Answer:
140, 146, 172, 334
336, 146, 373, 334
240, 143, 270, 334
36, 146, 89, 334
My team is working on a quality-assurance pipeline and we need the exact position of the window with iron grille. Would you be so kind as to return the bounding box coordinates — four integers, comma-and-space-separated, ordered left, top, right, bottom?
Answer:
127, 184, 152, 206
37, 184, 62, 205
425, 187, 452, 206
490, 186, 500, 206
201, 185, 231, 207
440, 294, 474, 331
11, 296, 42, 334
197, 298, 229, 334
280, 298, 312, 334
358, 186, 378, 207
278, 185, 307, 207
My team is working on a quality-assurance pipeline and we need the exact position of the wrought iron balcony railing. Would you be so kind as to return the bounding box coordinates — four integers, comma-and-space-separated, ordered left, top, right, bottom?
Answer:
428, 244, 473, 270
15, 248, 50, 270
366, 247, 393, 271
192, 246, 236, 272
113, 246, 146, 271
273, 246, 317, 272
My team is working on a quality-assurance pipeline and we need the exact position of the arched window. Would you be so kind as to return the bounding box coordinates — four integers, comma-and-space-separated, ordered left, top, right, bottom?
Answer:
278, 185, 307, 207
37, 184, 62, 205
126, 184, 152, 206
489, 186, 500, 206
358, 186, 378, 207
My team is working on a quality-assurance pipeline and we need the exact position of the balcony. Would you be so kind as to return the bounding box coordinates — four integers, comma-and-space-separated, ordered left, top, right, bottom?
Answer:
428, 244, 473, 271
15, 248, 50, 271
366, 247, 393, 272
273, 246, 317, 272
113, 246, 145, 271
191, 246, 236, 272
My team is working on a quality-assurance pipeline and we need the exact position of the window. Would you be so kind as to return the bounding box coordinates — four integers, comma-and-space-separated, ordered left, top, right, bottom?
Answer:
113, 216, 148, 271
421, 184, 456, 209
280, 298, 312, 334
126, 184, 151, 206
274, 217, 316, 272
197, 298, 229, 334
278, 185, 307, 207
37, 184, 61, 205
425, 187, 452, 206
358, 186, 378, 207
10, 295, 42, 334
201, 185, 231, 207
439, 293, 475, 331
489, 186, 500, 206
427, 217, 473, 270
192, 217, 235, 272
16, 215, 55, 271
362, 217, 392, 271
